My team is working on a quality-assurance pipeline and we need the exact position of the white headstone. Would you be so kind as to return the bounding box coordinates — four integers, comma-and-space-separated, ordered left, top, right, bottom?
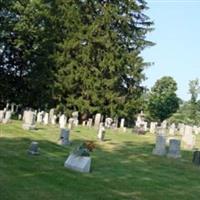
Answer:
120, 118, 125, 128
0, 110, 5, 122
105, 117, 113, 128
94, 113, 101, 127
2, 111, 12, 124
43, 112, 49, 125
182, 125, 196, 149
97, 123, 105, 141
59, 114, 67, 128
169, 123, 176, 135
22, 111, 36, 130
150, 122, 157, 134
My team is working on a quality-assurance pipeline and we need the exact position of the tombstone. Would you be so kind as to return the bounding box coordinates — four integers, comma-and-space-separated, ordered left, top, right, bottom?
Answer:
59, 114, 67, 128
169, 123, 176, 136
94, 113, 101, 128
43, 112, 49, 125
120, 118, 125, 128
68, 118, 74, 129
11, 103, 15, 113
64, 154, 91, 173
87, 118, 93, 128
49, 109, 55, 124
179, 124, 185, 135
28, 141, 39, 155
73, 119, 79, 127
97, 123, 106, 141
2, 111, 12, 124
18, 114, 22, 120
161, 120, 167, 129
182, 125, 196, 150
51, 115, 57, 125
82, 121, 86, 126
135, 112, 147, 132
167, 139, 181, 158
0, 110, 5, 122
192, 150, 200, 166
152, 128, 167, 156
22, 111, 36, 130
59, 128, 70, 146
193, 126, 199, 135
37, 111, 43, 123
105, 117, 113, 128
150, 122, 157, 134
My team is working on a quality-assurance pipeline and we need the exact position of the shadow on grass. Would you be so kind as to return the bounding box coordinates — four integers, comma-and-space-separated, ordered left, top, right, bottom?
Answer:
0, 136, 200, 200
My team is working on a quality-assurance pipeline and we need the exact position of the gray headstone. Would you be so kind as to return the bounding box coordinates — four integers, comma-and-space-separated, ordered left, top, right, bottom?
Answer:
28, 141, 39, 155
97, 123, 105, 141
0, 110, 5, 122
22, 111, 36, 130
64, 154, 91, 173
59, 128, 70, 146
2, 111, 12, 124
167, 139, 181, 158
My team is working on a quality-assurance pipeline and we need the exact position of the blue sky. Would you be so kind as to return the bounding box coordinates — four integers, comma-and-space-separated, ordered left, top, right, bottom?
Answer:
142, 0, 200, 100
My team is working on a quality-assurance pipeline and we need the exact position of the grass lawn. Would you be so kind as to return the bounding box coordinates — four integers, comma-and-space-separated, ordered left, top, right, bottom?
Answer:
1, 121, 200, 200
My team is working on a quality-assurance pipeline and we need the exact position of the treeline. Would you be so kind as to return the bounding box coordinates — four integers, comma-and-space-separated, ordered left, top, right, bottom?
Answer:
0, 0, 153, 122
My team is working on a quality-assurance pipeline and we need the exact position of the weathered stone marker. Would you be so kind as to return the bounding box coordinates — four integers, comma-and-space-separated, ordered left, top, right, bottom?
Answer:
28, 141, 39, 155
193, 150, 200, 166
167, 139, 181, 158
22, 111, 36, 130
59, 128, 70, 146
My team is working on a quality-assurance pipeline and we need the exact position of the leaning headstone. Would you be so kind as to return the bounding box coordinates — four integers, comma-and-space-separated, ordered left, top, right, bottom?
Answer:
64, 154, 91, 173
152, 128, 167, 156
59, 114, 67, 129
97, 123, 106, 141
28, 141, 39, 155
182, 125, 196, 150
59, 128, 70, 146
0, 110, 5, 122
94, 113, 101, 128
167, 139, 181, 158
22, 111, 36, 130
2, 111, 12, 124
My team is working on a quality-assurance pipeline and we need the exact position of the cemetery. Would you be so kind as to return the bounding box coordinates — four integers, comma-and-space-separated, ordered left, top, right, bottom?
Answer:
1, 0, 200, 200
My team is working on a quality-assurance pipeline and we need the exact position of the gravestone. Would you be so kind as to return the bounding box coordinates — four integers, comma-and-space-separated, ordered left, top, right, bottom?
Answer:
150, 122, 157, 134
192, 150, 200, 166
72, 111, 79, 126
179, 124, 185, 135
2, 111, 12, 124
87, 118, 93, 128
94, 113, 101, 128
59, 128, 70, 146
105, 117, 113, 128
152, 128, 167, 156
68, 118, 74, 129
18, 114, 22, 120
28, 141, 39, 155
82, 121, 86, 126
22, 111, 36, 130
167, 139, 181, 158
49, 109, 55, 124
120, 118, 125, 128
43, 112, 49, 125
97, 123, 106, 141
0, 110, 5, 122
59, 114, 67, 129
64, 154, 91, 173
135, 112, 147, 132
182, 125, 196, 150
161, 120, 167, 129
37, 111, 43, 123
169, 123, 176, 135
51, 115, 57, 125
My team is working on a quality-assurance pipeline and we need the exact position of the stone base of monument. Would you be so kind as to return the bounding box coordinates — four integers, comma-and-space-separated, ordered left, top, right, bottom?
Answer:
22, 124, 35, 130
152, 148, 166, 156
64, 154, 91, 173
192, 151, 200, 165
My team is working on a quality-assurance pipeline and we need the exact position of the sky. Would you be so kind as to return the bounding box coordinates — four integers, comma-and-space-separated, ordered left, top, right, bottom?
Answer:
142, 0, 200, 100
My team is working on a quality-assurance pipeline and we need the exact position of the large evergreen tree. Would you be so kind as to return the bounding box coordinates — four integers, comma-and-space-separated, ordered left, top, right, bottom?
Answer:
54, 0, 153, 120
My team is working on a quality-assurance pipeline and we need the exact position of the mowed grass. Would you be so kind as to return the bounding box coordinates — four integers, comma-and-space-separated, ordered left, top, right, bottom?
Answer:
1, 121, 200, 200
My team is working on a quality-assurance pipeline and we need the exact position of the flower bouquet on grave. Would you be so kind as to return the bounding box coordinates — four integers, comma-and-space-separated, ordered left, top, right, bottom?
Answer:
72, 141, 95, 157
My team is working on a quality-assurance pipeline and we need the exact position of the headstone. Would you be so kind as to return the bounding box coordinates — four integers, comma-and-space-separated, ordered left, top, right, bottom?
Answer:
82, 121, 86, 126
2, 111, 12, 124
161, 120, 167, 129
135, 112, 147, 132
192, 150, 200, 166
169, 123, 176, 135
120, 118, 125, 128
59, 114, 67, 128
49, 109, 55, 124
105, 117, 113, 128
43, 112, 49, 125
0, 110, 5, 122
94, 113, 101, 127
152, 128, 167, 156
64, 154, 91, 173
193, 126, 199, 135
87, 118, 93, 128
179, 123, 185, 135
59, 128, 70, 145
182, 125, 196, 150
22, 111, 36, 130
37, 111, 43, 123
167, 139, 181, 158
18, 114, 22, 120
28, 141, 39, 155
72, 111, 79, 126
97, 123, 106, 141
150, 122, 157, 134
68, 118, 74, 129
51, 115, 57, 125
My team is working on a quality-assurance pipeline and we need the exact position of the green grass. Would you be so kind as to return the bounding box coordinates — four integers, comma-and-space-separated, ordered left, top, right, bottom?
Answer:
1, 121, 200, 200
